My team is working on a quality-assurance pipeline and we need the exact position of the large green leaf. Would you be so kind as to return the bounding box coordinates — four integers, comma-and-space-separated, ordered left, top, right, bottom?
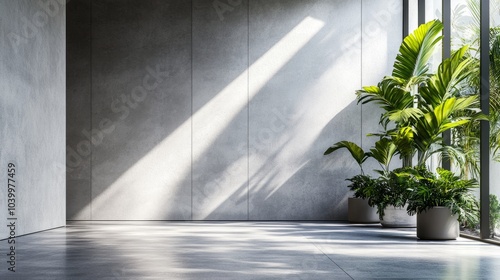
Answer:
368, 138, 397, 174
357, 21, 444, 128
357, 79, 414, 124
390, 126, 415, 165
324, 141, 369, 168
392, 20, 444, 87
387, 107, 423, 124
412, 96, 482, 164
419, 46, 474, 108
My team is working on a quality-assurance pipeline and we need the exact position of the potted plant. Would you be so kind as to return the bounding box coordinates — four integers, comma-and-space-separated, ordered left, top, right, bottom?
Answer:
345, 174, 379, 223
325, 20, 485, 229
325, 137, 409, 224
370, 167, 417, 227
405, 167, 479, 240
355, 20, 485, 232
324, 141, 379, 223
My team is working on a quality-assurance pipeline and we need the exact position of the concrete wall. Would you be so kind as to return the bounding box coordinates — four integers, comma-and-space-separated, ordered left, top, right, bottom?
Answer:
67, 0, 402, 220
0, 0, 66, 238
67, 0, 91, 220
362, 0, 403, 174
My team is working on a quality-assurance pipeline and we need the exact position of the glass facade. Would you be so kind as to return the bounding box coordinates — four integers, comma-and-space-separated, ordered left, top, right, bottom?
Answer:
409, 0, 500, 243
450, 0, 482, 237
489, 0, 500, 241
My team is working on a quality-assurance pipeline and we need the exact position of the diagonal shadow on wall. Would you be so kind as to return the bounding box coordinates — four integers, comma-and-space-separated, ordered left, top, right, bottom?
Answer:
66, 0, 398, 221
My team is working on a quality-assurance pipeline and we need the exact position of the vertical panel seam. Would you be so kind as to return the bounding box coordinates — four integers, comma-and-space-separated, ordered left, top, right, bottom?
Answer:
360, 0, 363, 150
191, 0, 194, 221
247, 0, 250, 221
89, 0, 93, 221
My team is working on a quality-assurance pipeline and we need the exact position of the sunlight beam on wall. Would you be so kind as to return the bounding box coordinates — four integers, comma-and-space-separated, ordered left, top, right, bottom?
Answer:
86, 16, 325, 219
193, 16, 325, 219
194, 16, 325, 156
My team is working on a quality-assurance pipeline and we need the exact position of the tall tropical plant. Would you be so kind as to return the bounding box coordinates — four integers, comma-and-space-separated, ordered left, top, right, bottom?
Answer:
357, 19, 485, 172
357, 20, 444, 167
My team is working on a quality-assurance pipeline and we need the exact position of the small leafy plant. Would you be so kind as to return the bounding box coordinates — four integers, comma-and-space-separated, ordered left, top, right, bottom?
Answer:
405, 167, 479, 225
345, 174, 377, 200
368, 167, 419, 219
324, 140, 397, 205
324, 141, 376, 201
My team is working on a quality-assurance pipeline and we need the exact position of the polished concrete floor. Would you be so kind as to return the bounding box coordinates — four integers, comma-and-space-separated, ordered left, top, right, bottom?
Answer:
1, 222, 500, 279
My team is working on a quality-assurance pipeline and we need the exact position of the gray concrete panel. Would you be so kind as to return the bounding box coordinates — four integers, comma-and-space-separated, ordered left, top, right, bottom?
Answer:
90, 0, 192, 220
361, 0, 403, 174
192, 0, 249, 220
0, 0, 66, 237
248, 0, 362, 220
66, 0, 92, 220
65, 0, 402, 221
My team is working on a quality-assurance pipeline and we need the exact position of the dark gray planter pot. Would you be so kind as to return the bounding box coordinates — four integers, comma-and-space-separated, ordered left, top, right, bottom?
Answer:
417, 207, 459, 240
348, 197, 379, 223
380, 205, 416, 228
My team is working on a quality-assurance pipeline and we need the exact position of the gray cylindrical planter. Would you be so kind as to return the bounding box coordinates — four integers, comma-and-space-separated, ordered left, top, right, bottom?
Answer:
417, 207, 459, 240
381, 205, 416, 228
348, 197, 379, 223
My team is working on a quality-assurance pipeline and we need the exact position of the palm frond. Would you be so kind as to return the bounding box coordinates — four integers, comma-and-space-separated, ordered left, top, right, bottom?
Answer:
324, 141, 369, 173
387, 107, 423, 124
368, 138, 397, 174
420, 46, 474, 108
392, 20, 444, 88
